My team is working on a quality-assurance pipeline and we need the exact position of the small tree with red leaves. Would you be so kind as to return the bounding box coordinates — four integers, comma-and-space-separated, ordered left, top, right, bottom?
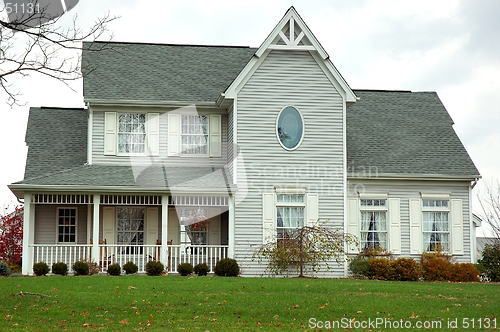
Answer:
0, 206, 23, 266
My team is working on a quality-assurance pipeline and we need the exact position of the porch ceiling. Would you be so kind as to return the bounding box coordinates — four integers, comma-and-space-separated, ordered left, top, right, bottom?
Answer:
9, 165, 234, 196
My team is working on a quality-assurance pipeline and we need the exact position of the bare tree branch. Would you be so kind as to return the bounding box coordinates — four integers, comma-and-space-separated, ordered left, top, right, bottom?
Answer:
0, 0, 118, 106
477, 179, 500, 240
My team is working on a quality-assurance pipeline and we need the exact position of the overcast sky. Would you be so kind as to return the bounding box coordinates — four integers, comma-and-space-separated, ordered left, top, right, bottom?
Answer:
1, 0, 498, 235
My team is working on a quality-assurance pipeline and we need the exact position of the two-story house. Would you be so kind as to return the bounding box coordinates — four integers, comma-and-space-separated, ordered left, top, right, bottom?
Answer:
9, 7, 481, 276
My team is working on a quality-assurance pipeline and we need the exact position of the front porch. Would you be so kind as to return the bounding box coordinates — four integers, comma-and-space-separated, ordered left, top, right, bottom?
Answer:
22, 194, 235, 275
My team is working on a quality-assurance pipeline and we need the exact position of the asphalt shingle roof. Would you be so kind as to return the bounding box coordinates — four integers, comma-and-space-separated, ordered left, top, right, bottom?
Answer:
82, 42, 257, 103
347, 90, 479, 177
23, 107, 87, 180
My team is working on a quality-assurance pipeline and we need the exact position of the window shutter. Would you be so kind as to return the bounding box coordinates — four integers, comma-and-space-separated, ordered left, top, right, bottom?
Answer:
102, 206, 116, 245
209, 114, 222, 158
167, 113, 180, 156
146, 207, 159, 245
388, 198, 401, 254
208, 208, 221, 245
262, 193, 275, 243
104, 112, 117, 156
450, 199, 464, 255
409, 199, 422, 254
307, 193, 319, 227
146, 113, 160, 156
347, 198, 359, 254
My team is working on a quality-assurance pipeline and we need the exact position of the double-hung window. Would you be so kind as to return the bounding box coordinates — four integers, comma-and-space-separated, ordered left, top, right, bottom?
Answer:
57, 208, 77, 243
181, 115, 208, 155
422, 200, 449, 252
118, 113, 146, 154
276, 194, 305, 240
359, 199, 387, 250
117, 207, 145, 246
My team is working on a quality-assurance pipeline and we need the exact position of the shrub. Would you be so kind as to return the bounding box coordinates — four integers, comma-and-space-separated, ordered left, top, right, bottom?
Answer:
194, 263, 209, 276
420, 253, 452, 281
392, 257, 420, 281
479, 243, 500, 282
450, 263, 480, 282
348, 257, 370, 278
177, 263, 194, 276
8, 273, 24, 277
146, 260, 164, 276
123, 261, 138, 274
72, 260, 90, 276
107, 264, 121, 276
214, 258, 240, 277
6, 261, 21, 274
0, 261, 10, 276
86, 260, 100, 275
369, 257, 393, 280
33, 262, 50, 276
52, 262, 68, 276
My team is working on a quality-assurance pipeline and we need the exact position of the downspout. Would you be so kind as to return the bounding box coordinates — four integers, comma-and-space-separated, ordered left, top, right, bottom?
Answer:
17, 197, 24, 204
471, 177, 479, 189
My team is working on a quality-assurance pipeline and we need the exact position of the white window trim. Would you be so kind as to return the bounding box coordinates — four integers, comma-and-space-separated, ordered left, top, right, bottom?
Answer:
422, 198, 450, 252
56, 207, 78, 244
116, 206, 146, 245
275, 105, 305, 151
276, 193, 306, 238
116, 112, 148, 157
359, 199, 388, 250
179, 114, 209, 157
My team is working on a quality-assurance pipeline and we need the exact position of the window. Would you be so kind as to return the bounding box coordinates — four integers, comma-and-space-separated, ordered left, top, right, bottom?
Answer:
58, 208, 76, 243
276, 106, 304, 150
360, 199, 387, 250
423, 200, 449, 252
181, 115, 208, 155
117, 207, 145, 245
276, 194, 305, 240
118, 113, 146, 154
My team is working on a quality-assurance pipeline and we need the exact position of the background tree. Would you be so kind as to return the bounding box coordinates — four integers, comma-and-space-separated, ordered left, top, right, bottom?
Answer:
0, 205, 23, 266
0, 0, 117, 106
254, 224, 357, 278
477, 179, 500, 240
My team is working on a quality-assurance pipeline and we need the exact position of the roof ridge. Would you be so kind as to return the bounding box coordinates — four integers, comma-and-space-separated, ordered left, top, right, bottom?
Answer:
83, 40, 256, 49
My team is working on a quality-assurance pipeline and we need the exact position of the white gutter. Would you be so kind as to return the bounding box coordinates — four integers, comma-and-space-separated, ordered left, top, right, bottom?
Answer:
85, 99, 220, 109
347, 173, 482, 181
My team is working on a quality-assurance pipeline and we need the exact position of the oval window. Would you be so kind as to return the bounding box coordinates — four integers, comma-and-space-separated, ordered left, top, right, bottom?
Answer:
276, 106, 304, 150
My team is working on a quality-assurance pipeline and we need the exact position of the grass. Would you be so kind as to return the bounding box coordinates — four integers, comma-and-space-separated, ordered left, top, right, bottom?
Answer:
0, 276, 498, 331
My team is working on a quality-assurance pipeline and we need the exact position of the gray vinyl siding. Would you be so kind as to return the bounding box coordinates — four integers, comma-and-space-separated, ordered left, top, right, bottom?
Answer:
92, 109, 228, 167
234, 50, 345, 276
227, 106, 234, 178
34, 205, 88, 244
347, 180, 472, 262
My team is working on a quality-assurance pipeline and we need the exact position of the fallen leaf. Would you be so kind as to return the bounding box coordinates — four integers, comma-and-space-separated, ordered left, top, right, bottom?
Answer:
119, 319, 128, 324
128, 286, 136, 290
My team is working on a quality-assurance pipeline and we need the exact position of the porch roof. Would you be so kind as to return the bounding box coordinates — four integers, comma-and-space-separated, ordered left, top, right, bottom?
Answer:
10, 165, 234, 194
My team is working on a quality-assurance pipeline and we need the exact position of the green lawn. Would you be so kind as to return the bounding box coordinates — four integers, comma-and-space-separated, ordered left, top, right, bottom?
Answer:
0, 276, 498, 331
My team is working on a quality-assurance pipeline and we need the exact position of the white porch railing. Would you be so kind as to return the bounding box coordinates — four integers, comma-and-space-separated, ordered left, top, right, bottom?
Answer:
31, 244, 228, 274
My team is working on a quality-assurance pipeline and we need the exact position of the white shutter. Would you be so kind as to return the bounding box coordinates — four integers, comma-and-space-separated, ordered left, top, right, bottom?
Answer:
388, 198, 401, 254
451, 199, 464, 255
347, 198, 359, 253
167, 113, 180, 156
409, 199, 422, 254
102, 207, 116, 245
146, 207, 159, 245
104, 112, 117, 156
147, 113, 160, 156
208, 208, 221, 245
209, 114, 222, 158
262, 193, 275, 243
307, 193, 319, 227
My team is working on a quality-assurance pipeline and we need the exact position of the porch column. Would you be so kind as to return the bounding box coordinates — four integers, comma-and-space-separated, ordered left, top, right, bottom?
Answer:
92, 194, 100, 264
228, 195, 235, 258
22, 193, 35, 275
161, 195, 168, 269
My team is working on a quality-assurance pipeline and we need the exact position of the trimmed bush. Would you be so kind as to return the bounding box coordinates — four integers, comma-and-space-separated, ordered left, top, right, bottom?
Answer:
392, 257, 420, 281
479, 243, 500, 282
177, 263, 194, 276
214, 258, 240, 277
8, 273, 24, 277
146, 260, 164, 276
107, 264, 121, 276
7, 261, 21, 274
72, 260, 90, 276
348, 257, 370, 278
33, 262, 50, 276
421, 254, 452, 281
0, 261, 10, 276
123, 261, 138, 274
194, 263, 209, 276
450, 263, 480, 282
369, 257, 393, 280
52, 262, 68, 276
